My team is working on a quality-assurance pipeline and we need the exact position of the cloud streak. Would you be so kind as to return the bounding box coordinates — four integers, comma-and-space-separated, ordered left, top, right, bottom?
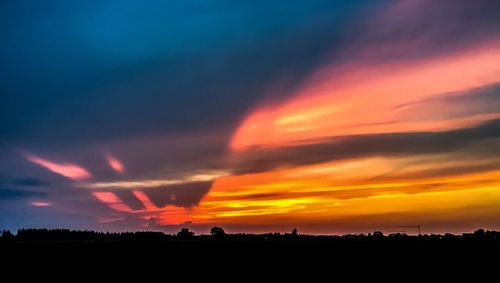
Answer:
231, 118, 500, 175
30, 201, 51, 207
80, 170, 227, 189
26, 154, 92, 181
106, 154, 125, 174
92, 192, 133, 213
0, 187, 47, 199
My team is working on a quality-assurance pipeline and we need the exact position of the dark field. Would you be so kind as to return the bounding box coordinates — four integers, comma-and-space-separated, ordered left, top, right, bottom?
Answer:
2, 229, 500, 268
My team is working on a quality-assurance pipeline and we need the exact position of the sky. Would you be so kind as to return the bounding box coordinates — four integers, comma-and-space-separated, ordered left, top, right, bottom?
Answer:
1, 0, 500, 234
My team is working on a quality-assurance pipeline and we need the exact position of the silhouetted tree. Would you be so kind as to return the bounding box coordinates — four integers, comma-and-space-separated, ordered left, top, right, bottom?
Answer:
474, 229, 485, 237
3, 228, 500, 246
1, 230, 14, 240
177, 228, 194, 238
210, 227, 226, 237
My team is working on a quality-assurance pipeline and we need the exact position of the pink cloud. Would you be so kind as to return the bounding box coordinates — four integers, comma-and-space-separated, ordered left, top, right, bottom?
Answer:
132, 190, 158, 211
97, 216, 125, 223
26, 154, 91, 181
106, 153, 125, 174
93, 192, 133, 213
30, 201, 52, 207
230, 42, 500, 150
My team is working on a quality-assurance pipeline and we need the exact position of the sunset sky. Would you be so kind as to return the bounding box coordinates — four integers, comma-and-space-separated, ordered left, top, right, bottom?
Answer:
1, 0, 500, 234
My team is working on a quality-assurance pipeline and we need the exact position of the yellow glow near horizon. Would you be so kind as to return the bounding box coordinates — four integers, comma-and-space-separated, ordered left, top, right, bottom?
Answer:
185, 155, 500, 231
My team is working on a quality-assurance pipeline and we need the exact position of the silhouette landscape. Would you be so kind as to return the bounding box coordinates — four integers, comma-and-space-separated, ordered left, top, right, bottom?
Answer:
3, 227, 500, 269
3, 228, 500, 251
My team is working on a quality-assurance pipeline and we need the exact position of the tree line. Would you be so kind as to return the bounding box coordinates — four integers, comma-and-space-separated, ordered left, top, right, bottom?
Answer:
1, 227, 499, 242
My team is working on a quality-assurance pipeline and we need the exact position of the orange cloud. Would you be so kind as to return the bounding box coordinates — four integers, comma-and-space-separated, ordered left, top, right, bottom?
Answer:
131, 191, 192, 225
191, 155, 500, 232
231, 42, 500, 150
89, 154, 500, 231
93, 190, 191, 225
90, 42, 500, 231
106, 154, 125, 174
154, 206, 191, 225
26, 154, 91, 181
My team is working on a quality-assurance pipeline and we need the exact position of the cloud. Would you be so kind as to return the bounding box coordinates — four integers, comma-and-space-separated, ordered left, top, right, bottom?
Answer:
25, 154, 92, 181
105, 153, 125, 174
142, 181, 213, 208
230, 44, 500, 150
0, 1, 367, 148
0, 177, 49, 187
193, 152, 500, 232
371, 162, 500, 182
10, 177, 49, 187
228, 0, 500, 154
340, 0, 500, 62
392, 83, 500, 116
132, 191, 158, 211
0, 187, 47, 199
89, 181, 209, 226
112, 190, 146, 211
84, 179, 213, 209
232, 118, 500, 174
30, 201, 52, 207
80, 170, 227, 189
92, 192, 133, 213
75, 168, 226, 213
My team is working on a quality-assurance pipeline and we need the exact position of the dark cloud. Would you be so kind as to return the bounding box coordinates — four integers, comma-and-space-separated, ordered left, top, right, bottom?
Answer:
114, 191, 146, 211
1, 0, 498, 148
338, 0, 500, 62
393, 83, 500, 119
0, 187, 47, 199
371, 163, 500, 182
143, 181, 213, 208
9, 177, 49, 187
233, 118, 500, 174
0, 0, 377, 147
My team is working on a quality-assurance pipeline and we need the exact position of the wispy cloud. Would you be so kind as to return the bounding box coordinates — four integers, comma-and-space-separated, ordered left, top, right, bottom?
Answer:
80, 170, 228, 189
0, 187, 47, 199
231, 42, 500, 150
30, 201, 52, 207
191, 155, 500, 229
231, 118, 500, 174
26, 154, 92, 181
9, 177, 49, 187
132, 191, 158, 211
93, 192, 133, 213
106, 153, 125, 174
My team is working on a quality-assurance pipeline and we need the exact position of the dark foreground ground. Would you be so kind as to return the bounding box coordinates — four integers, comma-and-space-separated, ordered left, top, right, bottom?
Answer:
2, 229, 499, 275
